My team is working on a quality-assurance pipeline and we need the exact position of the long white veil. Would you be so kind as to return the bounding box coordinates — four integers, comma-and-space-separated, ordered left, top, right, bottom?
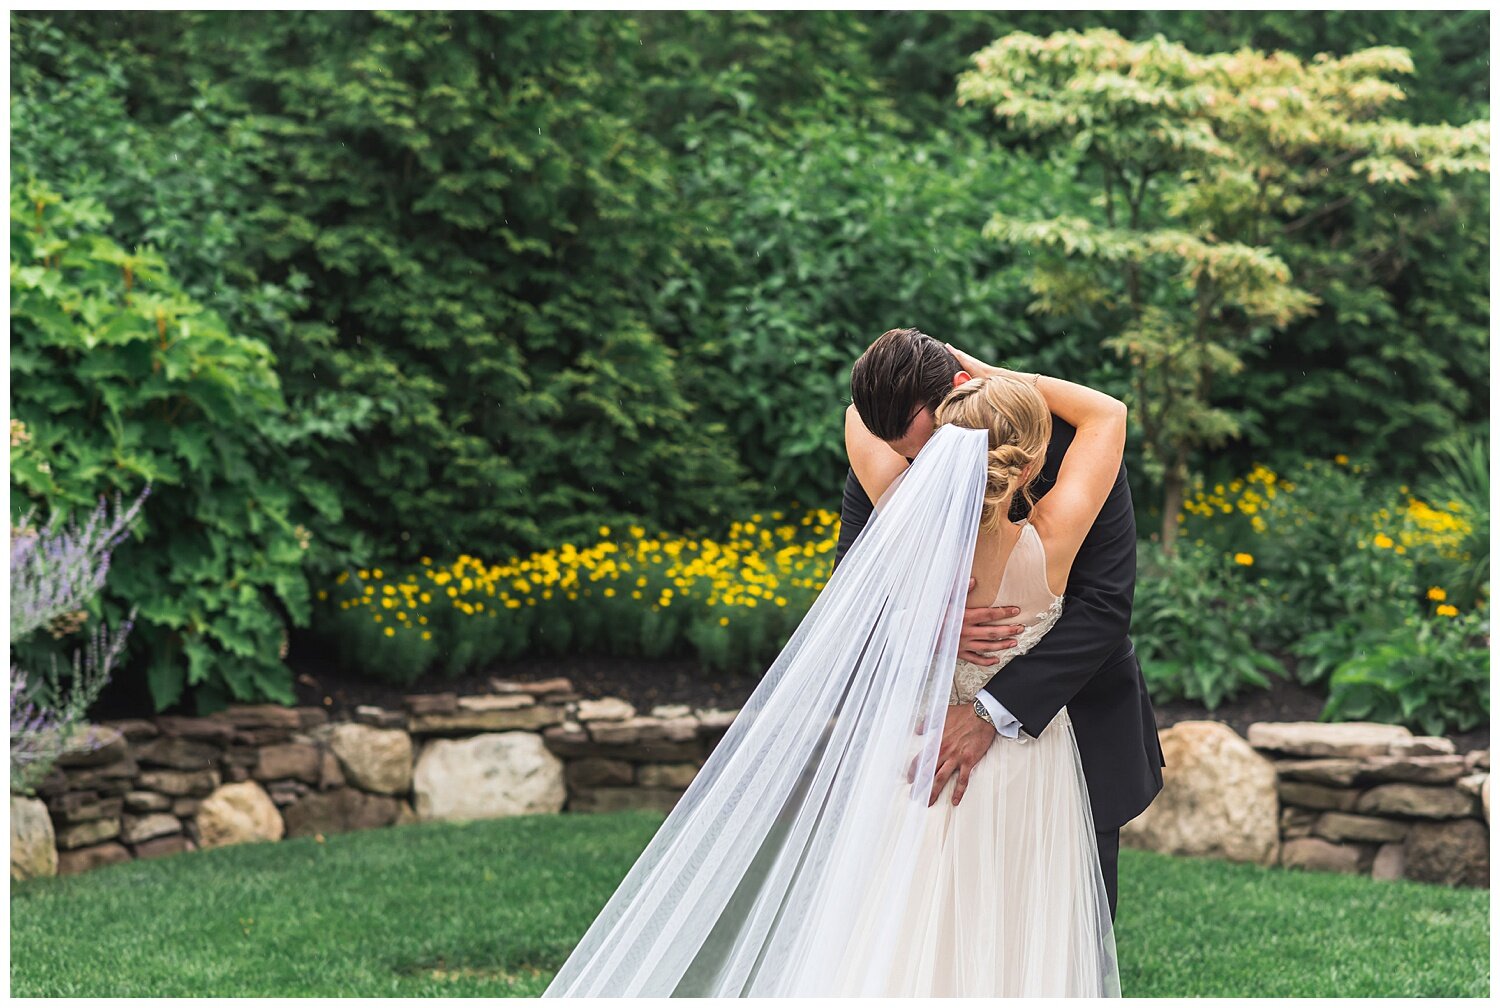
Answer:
543, 424, 990, 996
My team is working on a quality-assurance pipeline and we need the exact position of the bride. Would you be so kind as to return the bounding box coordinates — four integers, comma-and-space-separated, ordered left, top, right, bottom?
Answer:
544, 362, 1127, 997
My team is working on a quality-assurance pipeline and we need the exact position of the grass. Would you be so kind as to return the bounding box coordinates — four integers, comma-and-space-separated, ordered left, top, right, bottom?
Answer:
10, 810, 1490, 997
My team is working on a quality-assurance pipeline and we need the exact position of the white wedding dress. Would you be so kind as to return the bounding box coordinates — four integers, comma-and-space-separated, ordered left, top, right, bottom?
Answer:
543, 426, 1121, 998
829, 519, 1120, 996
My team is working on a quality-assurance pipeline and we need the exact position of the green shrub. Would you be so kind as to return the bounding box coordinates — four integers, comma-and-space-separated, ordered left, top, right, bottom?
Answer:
1132, 539, 1282, 709
9, 181, 311, 711
1322, 609, 1489, 736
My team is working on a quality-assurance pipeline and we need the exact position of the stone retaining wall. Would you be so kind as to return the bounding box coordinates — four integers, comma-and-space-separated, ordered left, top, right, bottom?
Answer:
10, 677, 732, 878
10, 682, 1489, 890
1123, 720, 1488, 888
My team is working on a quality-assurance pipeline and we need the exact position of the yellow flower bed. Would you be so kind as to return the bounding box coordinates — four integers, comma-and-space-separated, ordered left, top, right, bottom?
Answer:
1176, 453, 1481, 622
314, 508, 843, 679
1182, 459, 1472, 560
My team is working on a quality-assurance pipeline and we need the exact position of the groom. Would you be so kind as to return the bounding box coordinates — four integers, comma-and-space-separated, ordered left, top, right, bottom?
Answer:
833, 327, 1165, 921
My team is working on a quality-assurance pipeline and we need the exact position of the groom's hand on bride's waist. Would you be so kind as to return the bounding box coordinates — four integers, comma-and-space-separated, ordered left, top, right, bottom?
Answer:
960, 577, 1024, 666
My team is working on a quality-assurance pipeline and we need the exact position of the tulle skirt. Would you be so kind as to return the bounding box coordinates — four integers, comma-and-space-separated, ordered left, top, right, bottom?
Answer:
821, 706, 1122, 997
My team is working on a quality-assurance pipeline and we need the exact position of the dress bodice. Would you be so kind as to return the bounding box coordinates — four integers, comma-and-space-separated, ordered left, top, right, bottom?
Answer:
949, 520, 1065, 706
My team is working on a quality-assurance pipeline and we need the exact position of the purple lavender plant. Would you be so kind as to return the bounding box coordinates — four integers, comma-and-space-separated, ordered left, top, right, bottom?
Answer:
10, 484, 150, 793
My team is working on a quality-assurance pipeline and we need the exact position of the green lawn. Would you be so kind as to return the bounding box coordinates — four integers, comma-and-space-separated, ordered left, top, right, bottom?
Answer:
10, 810, 1490, 997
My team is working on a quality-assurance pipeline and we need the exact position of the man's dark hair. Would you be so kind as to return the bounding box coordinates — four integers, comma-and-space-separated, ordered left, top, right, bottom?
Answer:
850, 328, 961, 441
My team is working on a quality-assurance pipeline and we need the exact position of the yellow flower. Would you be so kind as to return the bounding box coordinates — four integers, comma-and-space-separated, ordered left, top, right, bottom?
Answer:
1427, 587, 1447, 601
719, 616, 729, 626
1373, 533, 1394, 549
1436, 604, 1459, 617
1334, 454, 1349, 465
1234, 553, 1254, 567
384, 626, 395, 637
599, 525, 611, 537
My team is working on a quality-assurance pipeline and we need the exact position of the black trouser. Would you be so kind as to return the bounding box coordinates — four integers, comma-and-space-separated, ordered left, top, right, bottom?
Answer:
1095, 827, 1120, 922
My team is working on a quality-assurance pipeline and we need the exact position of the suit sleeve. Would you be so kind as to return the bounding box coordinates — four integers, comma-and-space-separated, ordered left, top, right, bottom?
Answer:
981, 420, 1138, 740
831, 466, 874, 573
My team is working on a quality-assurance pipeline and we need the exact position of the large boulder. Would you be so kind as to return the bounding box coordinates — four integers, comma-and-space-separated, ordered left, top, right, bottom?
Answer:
1122, 721, 1280, 866
10, 795, 57, 879
195, 781, 285, 849
412, 732, 565, 821
326, 723, 412, 795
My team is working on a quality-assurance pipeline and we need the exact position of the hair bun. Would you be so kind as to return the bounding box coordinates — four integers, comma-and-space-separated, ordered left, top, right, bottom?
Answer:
933, 372, 1051, 533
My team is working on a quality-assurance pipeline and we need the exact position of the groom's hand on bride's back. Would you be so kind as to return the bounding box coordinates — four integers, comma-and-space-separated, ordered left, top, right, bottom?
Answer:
959, 576, 1024, 665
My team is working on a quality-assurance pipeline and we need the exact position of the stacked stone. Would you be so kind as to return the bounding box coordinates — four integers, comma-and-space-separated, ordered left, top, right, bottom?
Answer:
1248, 721, 1489, 888
22, 703, 335, 874
20, 684, 1483, 891
542, 697, 737, 814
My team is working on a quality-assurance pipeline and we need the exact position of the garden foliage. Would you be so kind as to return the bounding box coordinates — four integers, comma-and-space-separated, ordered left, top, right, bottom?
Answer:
8, 11, 1489, 717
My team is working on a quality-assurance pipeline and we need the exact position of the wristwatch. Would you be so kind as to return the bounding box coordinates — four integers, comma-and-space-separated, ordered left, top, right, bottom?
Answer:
972, 696, 994, 726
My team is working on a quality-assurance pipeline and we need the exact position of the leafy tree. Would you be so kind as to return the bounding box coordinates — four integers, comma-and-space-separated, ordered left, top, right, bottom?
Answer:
958, 29, 1488, 549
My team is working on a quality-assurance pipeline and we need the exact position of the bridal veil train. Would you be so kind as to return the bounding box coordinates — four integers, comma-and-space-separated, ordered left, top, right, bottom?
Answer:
542, 424, 1120, 997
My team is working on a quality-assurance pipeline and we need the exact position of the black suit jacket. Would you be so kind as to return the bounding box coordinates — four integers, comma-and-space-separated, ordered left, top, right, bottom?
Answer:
833, 415, 1165, 831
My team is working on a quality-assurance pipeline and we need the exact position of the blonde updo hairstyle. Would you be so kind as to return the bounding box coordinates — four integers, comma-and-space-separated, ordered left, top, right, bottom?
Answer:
935, 375, 1051, 533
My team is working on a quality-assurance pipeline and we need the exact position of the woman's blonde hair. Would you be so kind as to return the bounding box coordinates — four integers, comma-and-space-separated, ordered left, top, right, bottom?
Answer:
935, 375, 1051, 533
